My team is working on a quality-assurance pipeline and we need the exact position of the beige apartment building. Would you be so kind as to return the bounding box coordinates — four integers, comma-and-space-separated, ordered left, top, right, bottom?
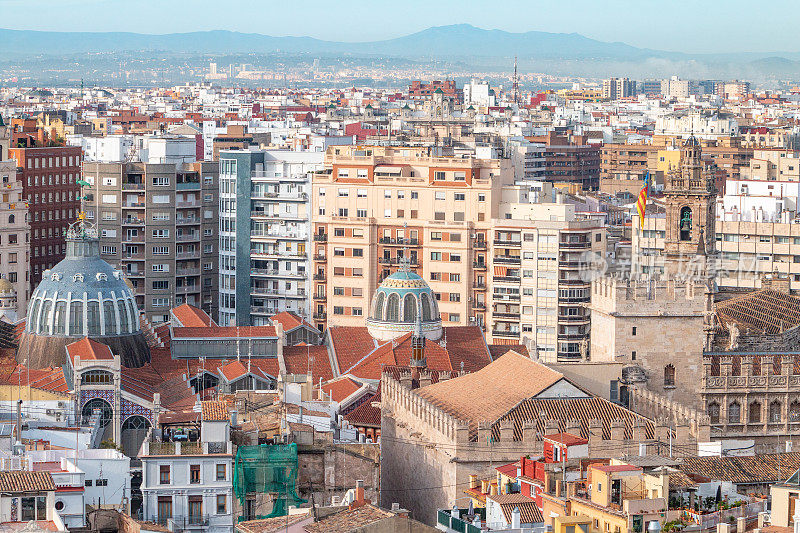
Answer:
82, 161, 219, 322
311, 146, 604, 360
0, 161, 30, 322
311, 145, 506, 332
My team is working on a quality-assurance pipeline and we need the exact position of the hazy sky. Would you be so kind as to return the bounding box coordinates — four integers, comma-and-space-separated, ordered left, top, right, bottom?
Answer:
0, 0, 795, 54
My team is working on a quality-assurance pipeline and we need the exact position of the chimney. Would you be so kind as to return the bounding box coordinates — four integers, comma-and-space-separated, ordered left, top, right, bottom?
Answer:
481, 480, 490, 493
489, 482, 498, 496
469, 474, 479, 490
555, 477, 562, 498
349, 480, 367, 510
517, 459, 523, 478
512, 507, 521, 529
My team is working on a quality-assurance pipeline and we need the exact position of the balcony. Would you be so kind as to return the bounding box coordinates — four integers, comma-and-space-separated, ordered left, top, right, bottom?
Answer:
473, 302, 486, 310
493, 311, 520, 319
123, 218, 144, 225
313, 312, 327, 320
494, 239, 521, 246
176, 201, 199, 208
472, 261, 487, 269
123, 203, 145, 208
379, 237, 420, 246
493, 275, 520, 283
176, 268, 200, 276
560, 241, 591, 249
176, 251, 201, 260
313, 234, 328, 242
177, 233, 200, 242
491, 329, 520, 338
313, 254, 327, 261
472, 240, 487, 250
474, 282, 486, 289
122, 182, 144, 190
558, 314, 590, 322
494, 256, 521, 264
313, 293, 326, 301
492, 293, 520, 301
313, 273, 326, 281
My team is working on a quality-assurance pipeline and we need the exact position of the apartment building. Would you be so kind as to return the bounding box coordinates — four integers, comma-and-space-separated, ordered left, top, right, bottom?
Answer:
490, 192, 605, 360
217, 149, 322, 327
0, 161, 29, 321
599, 143, 658, 195
7, 145, 82, 289
508, 138, 546, 181
527, 132, 601, 191
602, 77, 635, 100
311, 145, 510, 331
82, 160, 219, 323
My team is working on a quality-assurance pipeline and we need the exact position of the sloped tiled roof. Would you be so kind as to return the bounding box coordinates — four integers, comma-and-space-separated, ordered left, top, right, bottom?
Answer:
321, 376, 364, 404
487, 493, 544, 525
220, 360, 249, 381
0, 365, 68, 394
327, 327, 379, 374
283, 345, 334, 382
0, 471, 55, 492
714, 289, 800, 334
495, 397, 654, 441
201, 400, 229, 421
543, 432, 588, 446
171, 303, 215, 327
344, 389, 381, 428
488, 344, 530, 359
680, 453, 800, 484
237, 511, 312, 533
171, 326, 277, 338
303, 504, 393, 533
269, 311, 314, 333
416, 351, 563, 424
66, 338, 114, 363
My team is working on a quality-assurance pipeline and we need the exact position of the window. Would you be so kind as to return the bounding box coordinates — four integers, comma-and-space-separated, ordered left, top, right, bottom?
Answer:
160, 465, 170, 484
449, 293, 460, 302
411, 191, 418, 199
216, 464, 227, 481
152, 176, 170, 186
96, 479, 108, 486
632, 327, 637, 336
434, 212, 445, 221
190, 464, 200, 484
384, 190, 392, 198
770, 400, 782, 423
21, 497, 47, 521
664, 365, 675, 387
357, 189, 367, 198
434, 171, 446, 181
431, 232, 442, 241
728, 402, 741, 424
152, 195, 170, 204
338, 188, 349, 197
454, 193, 465, 201
217, 494, 227, 514
152, 229, 170, 239
356, 209, 367, 218
431, 252, 441, 261
449, 273, 460, 282
435, 191, 446, 200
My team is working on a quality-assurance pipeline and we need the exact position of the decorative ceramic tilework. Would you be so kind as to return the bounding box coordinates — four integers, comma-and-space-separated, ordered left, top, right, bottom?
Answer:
11, 497, 17, 521
120, 397, 153, 425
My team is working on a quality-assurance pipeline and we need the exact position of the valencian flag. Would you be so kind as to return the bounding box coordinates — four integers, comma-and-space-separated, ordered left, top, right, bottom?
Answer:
637, 171, 650, 230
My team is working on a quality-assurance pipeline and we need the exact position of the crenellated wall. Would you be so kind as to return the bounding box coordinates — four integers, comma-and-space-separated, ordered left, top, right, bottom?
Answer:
628, 386, 711, 443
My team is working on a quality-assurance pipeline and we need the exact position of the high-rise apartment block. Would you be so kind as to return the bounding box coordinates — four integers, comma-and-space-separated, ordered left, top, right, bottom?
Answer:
527, 132, 601, 191
82, 160, 219, 322
217, 150, 321, 327
602, 77, 636, 100
7, 145, 82, 289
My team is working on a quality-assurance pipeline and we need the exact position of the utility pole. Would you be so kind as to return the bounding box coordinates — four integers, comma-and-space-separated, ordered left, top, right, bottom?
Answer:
512, 56, 519, 105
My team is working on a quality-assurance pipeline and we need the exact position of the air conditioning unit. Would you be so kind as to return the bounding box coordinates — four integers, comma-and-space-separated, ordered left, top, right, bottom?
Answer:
46, 409, 56, 416
57, 401, 66, 409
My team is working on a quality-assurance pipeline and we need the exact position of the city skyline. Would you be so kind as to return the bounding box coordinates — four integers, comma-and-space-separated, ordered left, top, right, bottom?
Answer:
0, 0, 798, 54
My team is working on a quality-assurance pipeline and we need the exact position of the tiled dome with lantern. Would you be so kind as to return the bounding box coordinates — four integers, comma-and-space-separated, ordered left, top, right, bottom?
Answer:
366, 264, 442, 342
17, 219, 151, 368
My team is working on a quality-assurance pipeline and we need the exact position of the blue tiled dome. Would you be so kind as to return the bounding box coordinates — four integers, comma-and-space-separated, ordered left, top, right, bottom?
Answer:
366, 270, 442, 342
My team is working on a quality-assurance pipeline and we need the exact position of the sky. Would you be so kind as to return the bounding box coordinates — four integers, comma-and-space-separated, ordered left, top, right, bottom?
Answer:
0, 0, 795, 54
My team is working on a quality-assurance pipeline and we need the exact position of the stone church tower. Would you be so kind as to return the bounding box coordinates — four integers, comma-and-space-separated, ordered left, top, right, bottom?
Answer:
663, 135, 718, 279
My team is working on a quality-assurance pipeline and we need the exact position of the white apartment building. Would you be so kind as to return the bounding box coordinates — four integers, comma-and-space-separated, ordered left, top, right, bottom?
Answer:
654, 111, 738, 140
218, 149, 323, 326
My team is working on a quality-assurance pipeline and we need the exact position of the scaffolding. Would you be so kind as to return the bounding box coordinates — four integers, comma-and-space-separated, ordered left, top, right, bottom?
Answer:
232, 443, 307, 521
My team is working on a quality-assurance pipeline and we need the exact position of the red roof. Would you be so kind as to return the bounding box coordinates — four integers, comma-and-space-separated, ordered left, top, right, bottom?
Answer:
269, 311, 314, 332
282, 345, 334, 382
543, 432, 588, 447
344, 389, 381, 428
592, 464, 642, 473
66, 338, 114, 363
321, 376, 364, 403
220, 360, 248, 381
0, 365, 68, 394
171, 304, 215, 327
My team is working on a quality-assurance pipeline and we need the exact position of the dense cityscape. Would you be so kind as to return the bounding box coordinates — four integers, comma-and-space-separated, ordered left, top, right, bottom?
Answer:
4, 7, 800, 533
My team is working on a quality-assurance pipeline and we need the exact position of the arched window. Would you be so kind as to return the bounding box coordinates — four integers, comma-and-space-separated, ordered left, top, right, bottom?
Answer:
728, 402, 741, 424
770, 400, 782, 423
402, 294, 417, 322
86, 301, 100, 336
708, 402, 720, 424
8, 214, 14, 224
420, 292, 432, 321
81, 370, 113, 385
749, 401, 761, 423
28, 298, 41, 333
385, 293, 400, 322
68, 301, 83, 336
122, 415, 150, 431
794, 355, 800, 375
373, 292, 385, 320
118, 299, 131, 333
53, 301, 66, 335
664, 365, 675, 387
38, 300, 52, 335
731, 357, 741, 376
81, 398, 112, 427
679, 206, 692, 241
790, 401, 800, 422
103, 300, 116, 335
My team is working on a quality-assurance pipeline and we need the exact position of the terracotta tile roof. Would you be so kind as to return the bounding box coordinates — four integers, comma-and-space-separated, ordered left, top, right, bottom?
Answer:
327, 326, 379, 374
220, 360, 248, 381
344, 389, 381, 428
283, 345, 334, 382
321, 376, 363, 404
543, 432, 588, 446
680, 453, 800, 484
487, 493, 544, 524
236, 511, 312, 533
269, 311, 314, 332
171, 326, 277, 338
668, 469, 699, 489
0, 471, 55, 492
416, 351, 563, 424
489, 344, 530, 359
714, 289, 800, 334
171, 303, 215, 327
0, 365, 69, 394
494, 397, 655, 442
303, 503, 393, 533
202, 400, 229, 421
66, 338, 114, 363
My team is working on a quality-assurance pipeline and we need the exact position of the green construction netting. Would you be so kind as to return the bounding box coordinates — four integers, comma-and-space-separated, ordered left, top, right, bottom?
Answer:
233, 443, 307, 521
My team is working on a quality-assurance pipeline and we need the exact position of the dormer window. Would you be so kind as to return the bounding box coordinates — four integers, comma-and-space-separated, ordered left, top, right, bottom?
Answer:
51, 273, 61, 281
96, 273, 108, 282
73, 274, 84, 282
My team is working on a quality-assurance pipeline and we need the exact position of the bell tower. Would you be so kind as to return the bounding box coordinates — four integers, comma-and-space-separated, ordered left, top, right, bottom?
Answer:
663, 136, 717, 279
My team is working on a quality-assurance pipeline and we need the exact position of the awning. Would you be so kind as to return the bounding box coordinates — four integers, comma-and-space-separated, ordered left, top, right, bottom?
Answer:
494, 266, 508, 276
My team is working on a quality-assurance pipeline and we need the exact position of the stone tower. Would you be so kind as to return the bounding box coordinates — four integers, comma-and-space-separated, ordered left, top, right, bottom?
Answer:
663, 136, 717, 279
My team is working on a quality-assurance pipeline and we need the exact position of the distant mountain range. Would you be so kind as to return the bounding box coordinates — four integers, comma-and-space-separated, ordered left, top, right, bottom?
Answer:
1, 24, 799, 78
